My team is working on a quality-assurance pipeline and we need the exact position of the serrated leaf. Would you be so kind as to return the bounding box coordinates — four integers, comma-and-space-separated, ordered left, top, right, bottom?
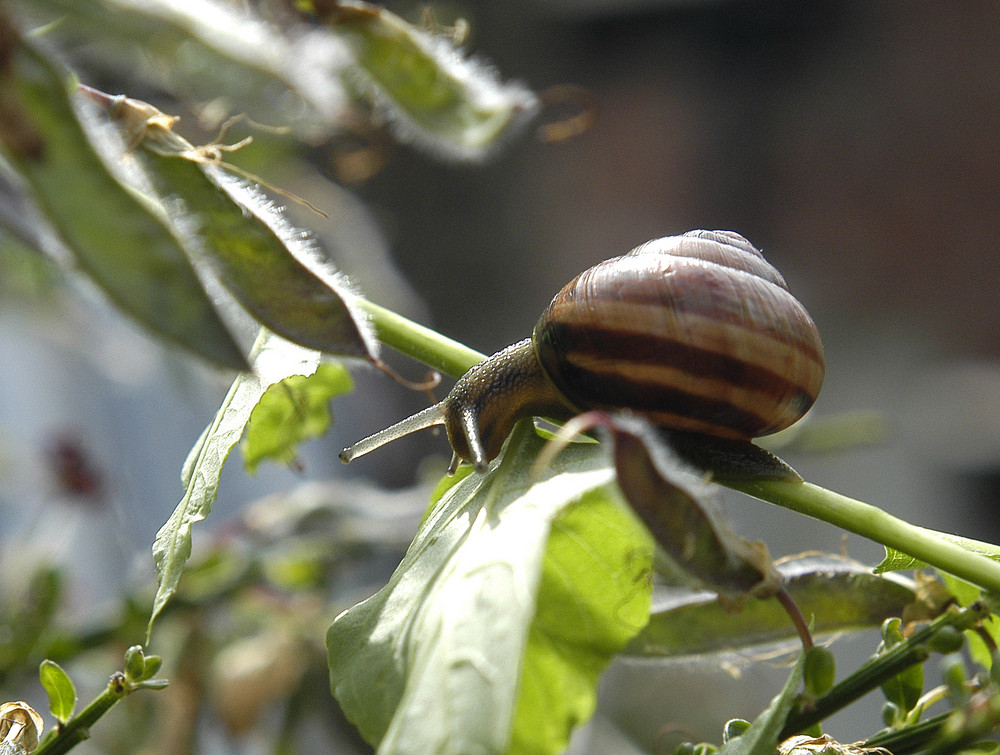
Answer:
0, 35, 247, 370
720, 652, 805, 755
327, 422, 653, 753
321, 1, 538, 159
242, 362, 353, 472
149, 331, 320, 641
627, 554, 917, 658
38, 659, 76, 724
96, 94, 375, 358
875, 532, 1000, 574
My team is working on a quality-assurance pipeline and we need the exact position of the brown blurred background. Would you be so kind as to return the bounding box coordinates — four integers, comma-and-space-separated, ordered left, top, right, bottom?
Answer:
336, 0, 1000, 544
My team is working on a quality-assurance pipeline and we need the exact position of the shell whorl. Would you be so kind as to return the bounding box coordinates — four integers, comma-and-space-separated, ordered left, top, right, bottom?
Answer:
532, 230, 824, 440
340, 230, 825, 473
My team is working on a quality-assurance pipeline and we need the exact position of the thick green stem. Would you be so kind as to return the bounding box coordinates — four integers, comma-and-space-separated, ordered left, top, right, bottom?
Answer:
354, 298, 485, 379
727, 480, 1000, 593
355, 297, 1000, 594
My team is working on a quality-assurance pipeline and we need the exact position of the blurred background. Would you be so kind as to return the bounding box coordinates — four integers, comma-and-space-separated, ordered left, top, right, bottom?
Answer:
2, 0, 999, 752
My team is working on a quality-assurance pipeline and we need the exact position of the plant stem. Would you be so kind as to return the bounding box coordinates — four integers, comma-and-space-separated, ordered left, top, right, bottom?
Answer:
354, 298, 485, 379
728, 480, 1000, 593
34, 673, 129, 755
779, 604, 988, 738
354, 297, 1000, 594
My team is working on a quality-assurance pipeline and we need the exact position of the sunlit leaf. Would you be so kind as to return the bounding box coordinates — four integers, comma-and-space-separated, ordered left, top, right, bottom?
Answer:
39, 659, 76, 724
626, 554, 917, 658
510, 490, 654, 754
0, 34, 247, 370
93, 93, 376, 358
327, 422, 652, 753
149, 331, 321, 641
242, 362, 353, 473
318, 0, 538, 159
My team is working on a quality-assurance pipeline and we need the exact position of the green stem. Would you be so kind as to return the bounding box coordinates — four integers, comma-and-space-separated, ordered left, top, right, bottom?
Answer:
354, 298, 1000, 594
728, 480, 1000, 593
354, 298, 485, 379
780, 604, 988, 738
35, 673, 129, 755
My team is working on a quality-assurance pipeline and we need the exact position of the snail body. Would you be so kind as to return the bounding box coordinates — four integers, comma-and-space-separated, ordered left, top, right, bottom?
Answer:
341, 230, 825, 474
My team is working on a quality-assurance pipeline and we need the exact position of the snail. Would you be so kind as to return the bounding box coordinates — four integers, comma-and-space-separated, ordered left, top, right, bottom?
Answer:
340, 230, 825, 474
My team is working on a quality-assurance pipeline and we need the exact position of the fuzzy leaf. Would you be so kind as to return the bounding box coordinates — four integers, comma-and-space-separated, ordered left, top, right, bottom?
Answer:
0, 35, 246, 370
149, 332, 321, 641
327, 423, 653, 753
879, 618, 923, 713
98, 94, 375, 358
320, 0, 538, 159
13, 0, 349, 134
39, 660, 76, 725
242, 362, 353, 472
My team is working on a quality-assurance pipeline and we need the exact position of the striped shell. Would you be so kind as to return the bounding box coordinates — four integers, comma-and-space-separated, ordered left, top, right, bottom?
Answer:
532, 230, 825, 440
339, 229, 824, 474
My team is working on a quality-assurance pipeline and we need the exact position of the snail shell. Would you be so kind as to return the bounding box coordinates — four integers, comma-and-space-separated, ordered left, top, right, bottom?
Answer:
341, 230, 825, 473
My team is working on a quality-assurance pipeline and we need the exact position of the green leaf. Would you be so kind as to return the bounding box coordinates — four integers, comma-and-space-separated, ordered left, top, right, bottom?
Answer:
100, 94, 375, 358
39, 659, 76, 724
322, 1, 538, 159
0, 35, 247, 370
16, 0, 348, 135
720, 652, 805, 755
875, 532, 1000, 574
148, 331, 320, 641
605, 417, 782, 605
242, 362, 353, 473
510, 491, 654, 755
937, 572, 1000, 671
879, 618, 923, 714
626, 554, 917, 658
327, 422, 653, 753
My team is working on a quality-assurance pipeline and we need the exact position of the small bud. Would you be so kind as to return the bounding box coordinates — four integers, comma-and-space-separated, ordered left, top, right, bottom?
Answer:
803, 646, 837, 697
722, 719, 751, 744
142, 654, 163, 680
881, 701, 901, 728
124, 645, 146, 682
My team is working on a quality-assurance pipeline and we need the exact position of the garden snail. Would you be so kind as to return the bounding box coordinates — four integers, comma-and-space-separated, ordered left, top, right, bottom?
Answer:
341, 230, 825, 474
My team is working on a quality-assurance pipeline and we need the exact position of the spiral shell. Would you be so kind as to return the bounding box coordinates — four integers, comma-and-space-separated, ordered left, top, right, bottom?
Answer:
341, 230, 825, 473
533, 230, 824, 440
